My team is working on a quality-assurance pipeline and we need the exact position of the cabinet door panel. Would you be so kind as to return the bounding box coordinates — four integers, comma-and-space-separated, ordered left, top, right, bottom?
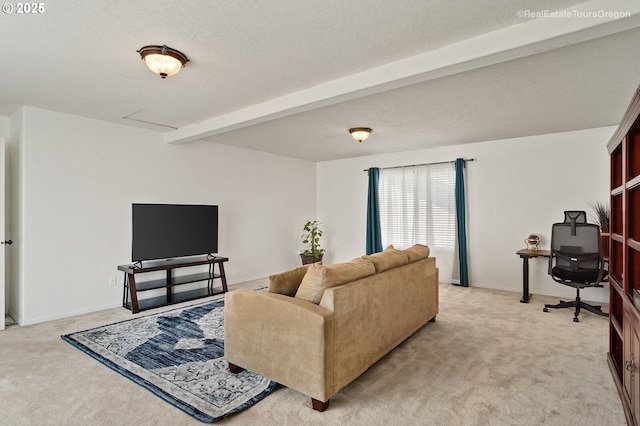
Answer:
633, 324, 640, 425
624, 308, 640, 425
624, 310, 634, 405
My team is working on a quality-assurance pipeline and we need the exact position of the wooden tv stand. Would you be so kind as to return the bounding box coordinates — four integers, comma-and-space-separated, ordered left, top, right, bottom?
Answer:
118, 256, 228, 314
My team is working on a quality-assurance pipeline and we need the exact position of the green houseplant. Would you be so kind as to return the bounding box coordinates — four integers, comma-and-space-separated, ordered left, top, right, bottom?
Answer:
300, 220, 324, 264
589, 201, 610, 233
589, 201, 610, 258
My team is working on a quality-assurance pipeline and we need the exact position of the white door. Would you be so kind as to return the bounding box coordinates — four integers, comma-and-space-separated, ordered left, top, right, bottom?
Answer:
0, 138, 5, 330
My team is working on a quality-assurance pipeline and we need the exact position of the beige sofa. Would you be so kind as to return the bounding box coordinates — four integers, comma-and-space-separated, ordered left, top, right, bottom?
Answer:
224, 244, 439, 411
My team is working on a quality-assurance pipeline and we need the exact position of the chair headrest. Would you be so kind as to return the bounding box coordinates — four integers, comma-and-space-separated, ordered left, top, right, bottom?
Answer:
563, 211, 587, 235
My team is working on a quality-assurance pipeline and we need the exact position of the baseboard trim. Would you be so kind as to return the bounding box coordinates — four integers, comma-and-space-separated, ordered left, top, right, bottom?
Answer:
468, 281, 609, 304
19, 302, 122, 326
15, 276, 270, 326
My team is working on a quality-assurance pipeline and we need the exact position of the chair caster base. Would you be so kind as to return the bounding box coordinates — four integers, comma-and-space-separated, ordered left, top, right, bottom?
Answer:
543, 296, 608, 322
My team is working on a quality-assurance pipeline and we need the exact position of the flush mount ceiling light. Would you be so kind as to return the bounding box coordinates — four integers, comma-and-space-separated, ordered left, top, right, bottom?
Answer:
349, 127, 372, 143
138, 45, 189, 79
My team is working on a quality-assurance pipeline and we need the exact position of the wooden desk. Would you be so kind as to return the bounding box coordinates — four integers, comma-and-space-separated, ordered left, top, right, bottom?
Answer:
516, 249, 550, 303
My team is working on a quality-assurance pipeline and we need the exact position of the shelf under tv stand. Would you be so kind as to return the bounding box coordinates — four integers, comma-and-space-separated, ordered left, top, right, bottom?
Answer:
118, 255, 229, 314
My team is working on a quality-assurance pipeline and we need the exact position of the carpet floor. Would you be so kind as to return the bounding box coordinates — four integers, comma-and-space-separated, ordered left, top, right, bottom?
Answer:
0, 280, 627, 425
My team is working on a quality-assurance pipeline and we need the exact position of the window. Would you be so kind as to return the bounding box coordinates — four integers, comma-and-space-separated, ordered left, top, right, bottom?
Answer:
379, 163, 455, 249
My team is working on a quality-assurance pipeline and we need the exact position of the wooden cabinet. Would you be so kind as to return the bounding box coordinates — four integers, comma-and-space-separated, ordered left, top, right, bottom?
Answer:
608, 85, 640, 426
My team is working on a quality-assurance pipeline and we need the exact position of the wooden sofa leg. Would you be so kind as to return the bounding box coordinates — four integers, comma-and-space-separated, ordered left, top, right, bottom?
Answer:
311, 398, 330, 412
228, 362, 245, 374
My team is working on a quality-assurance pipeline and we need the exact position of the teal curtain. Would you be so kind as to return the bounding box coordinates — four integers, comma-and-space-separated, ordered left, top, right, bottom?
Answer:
454, 158, 469, 287
366, 167, 383, 255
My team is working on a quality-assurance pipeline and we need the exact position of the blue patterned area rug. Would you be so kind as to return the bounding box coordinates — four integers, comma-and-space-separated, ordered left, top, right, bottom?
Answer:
61, 298, 275, 423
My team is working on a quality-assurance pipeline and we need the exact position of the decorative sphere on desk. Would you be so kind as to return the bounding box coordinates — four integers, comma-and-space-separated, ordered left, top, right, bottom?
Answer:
525, 234, 541, 250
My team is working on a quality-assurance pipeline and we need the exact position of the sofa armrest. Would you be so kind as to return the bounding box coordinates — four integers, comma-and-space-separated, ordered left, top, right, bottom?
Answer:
267, 264, 312, 296
224, 290, 335, 401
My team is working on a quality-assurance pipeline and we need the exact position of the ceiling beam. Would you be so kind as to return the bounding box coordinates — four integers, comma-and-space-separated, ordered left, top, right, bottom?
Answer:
165, 0, 640, 145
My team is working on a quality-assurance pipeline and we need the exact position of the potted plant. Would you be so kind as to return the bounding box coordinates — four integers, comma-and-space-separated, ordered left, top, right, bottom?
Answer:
589, 201, 610, 257
300, 220, 324, 264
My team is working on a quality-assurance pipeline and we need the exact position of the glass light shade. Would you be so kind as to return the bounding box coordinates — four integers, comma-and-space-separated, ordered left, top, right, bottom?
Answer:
143, 54, 183, 78
138, 45, 189, 79
349, 127, 372, 142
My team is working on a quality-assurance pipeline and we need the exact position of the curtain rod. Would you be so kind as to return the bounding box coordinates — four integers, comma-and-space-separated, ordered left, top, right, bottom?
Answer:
363, 158, 475, 172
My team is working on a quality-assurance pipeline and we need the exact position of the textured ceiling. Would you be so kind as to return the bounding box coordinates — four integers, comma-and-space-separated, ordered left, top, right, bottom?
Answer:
206, 26, 640, 161
1, 0, 639, 161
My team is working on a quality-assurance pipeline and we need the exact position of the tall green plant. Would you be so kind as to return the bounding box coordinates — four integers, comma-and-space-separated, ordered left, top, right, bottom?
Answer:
589, 201, 610, 233
301, 220, 324, 258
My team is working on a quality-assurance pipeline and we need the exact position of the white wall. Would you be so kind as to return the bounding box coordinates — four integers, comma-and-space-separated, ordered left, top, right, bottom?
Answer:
0, 116, 8, 319
317, 127, 615, 303
10, 107, 316, 325
0, 117, 8, 138
3, 107, 617, 323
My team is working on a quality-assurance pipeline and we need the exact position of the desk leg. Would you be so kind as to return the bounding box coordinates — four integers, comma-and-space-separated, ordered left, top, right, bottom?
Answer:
520, 257, 532, 303
128, 273, 140, 313
218, 262, 228, 292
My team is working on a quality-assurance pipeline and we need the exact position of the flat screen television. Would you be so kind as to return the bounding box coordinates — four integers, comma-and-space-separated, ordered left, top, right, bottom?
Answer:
132, 203, 219, 262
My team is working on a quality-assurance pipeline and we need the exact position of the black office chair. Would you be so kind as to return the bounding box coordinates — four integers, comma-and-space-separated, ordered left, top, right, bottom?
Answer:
564, 210, 609, 283
543, 220, 609, 322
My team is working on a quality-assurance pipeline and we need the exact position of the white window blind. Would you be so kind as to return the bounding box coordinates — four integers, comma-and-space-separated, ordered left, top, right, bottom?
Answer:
379, 163, 455, 249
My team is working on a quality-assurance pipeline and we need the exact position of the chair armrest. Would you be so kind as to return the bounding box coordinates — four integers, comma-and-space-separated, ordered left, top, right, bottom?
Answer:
224, 290, 335, 401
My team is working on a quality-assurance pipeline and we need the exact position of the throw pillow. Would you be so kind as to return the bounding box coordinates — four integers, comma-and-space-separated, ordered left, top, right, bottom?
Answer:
366, 248, 409, 273
295, 258, 376, 304
404, 244, 431, 262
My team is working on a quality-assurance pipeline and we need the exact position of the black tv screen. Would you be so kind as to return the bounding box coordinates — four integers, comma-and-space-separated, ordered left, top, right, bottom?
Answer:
132, 204, 219, 262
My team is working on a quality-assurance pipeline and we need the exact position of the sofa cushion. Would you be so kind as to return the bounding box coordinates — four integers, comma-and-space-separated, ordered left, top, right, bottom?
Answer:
404, 244, 431, 263
366, 249, 409, 273
295, 258, 376, 304
268, 263, 314, 297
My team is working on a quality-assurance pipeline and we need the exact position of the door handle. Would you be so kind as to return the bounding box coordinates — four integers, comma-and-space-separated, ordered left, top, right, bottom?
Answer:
1, 240, 12, 245
626, 354, 636, 375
